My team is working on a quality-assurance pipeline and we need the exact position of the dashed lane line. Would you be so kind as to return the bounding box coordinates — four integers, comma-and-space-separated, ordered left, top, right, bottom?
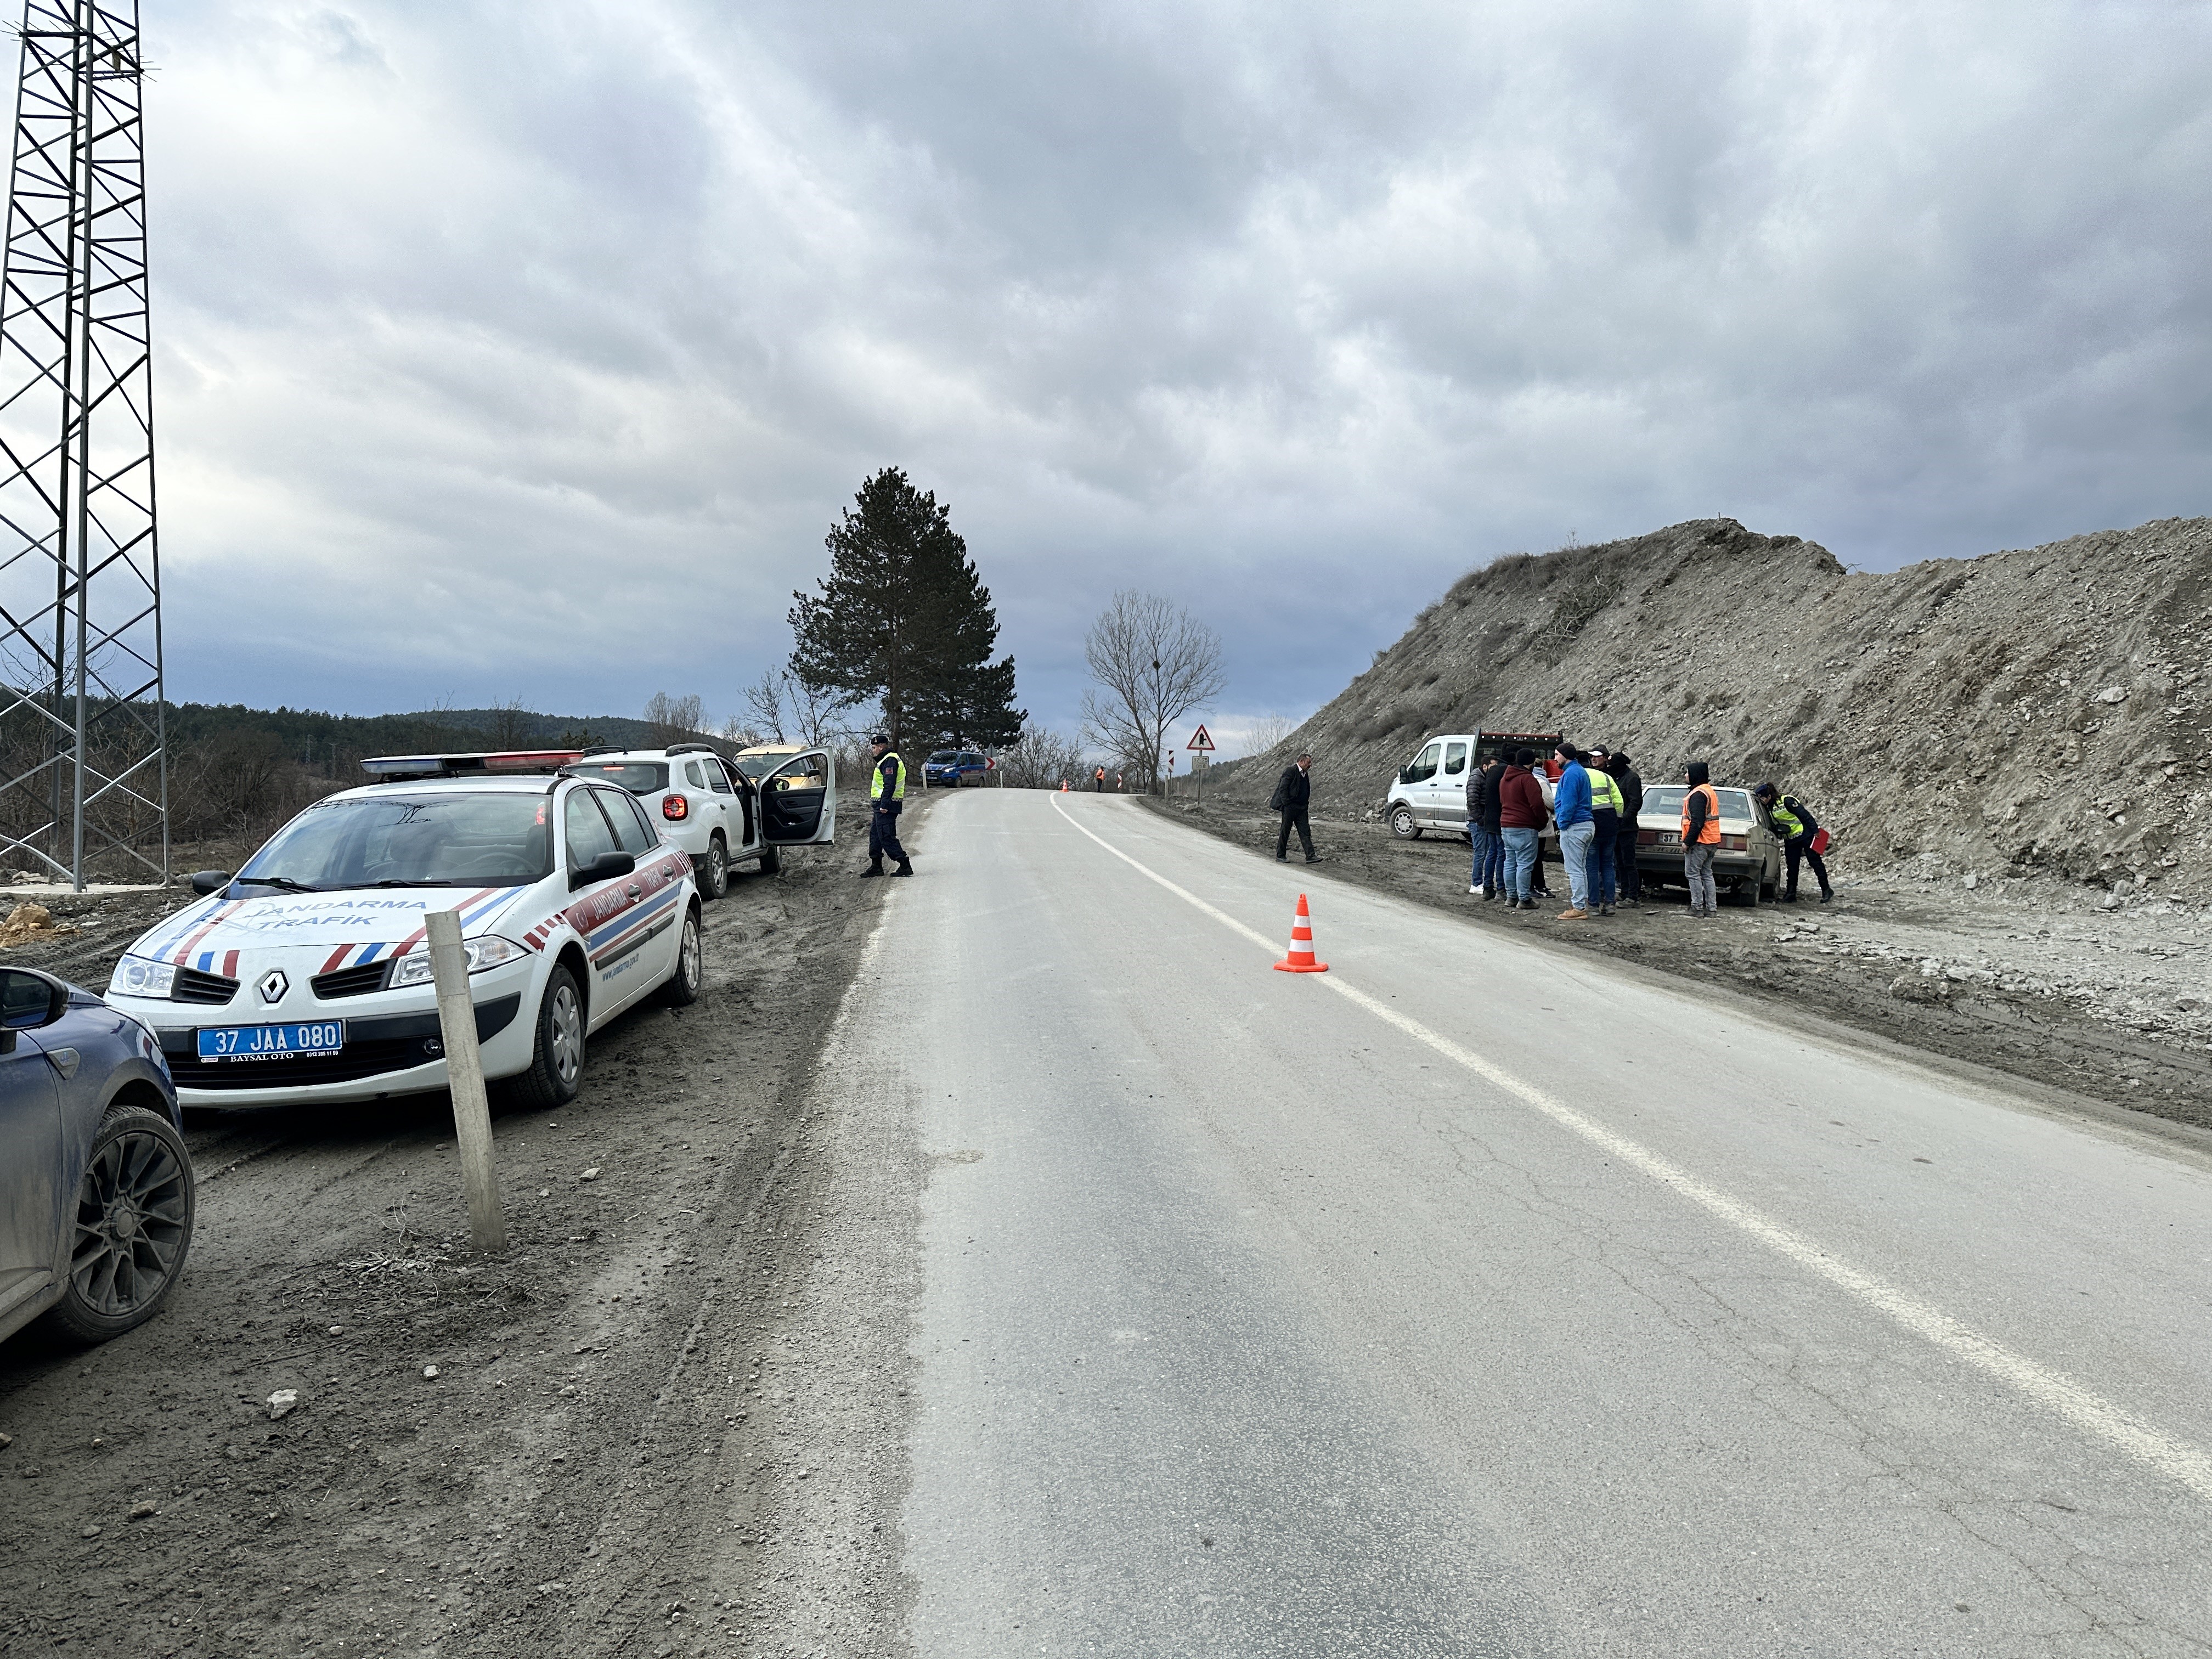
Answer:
1049, 794, 2212, 1506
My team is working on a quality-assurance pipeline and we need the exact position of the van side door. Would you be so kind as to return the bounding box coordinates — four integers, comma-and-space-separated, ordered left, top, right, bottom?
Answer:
1434, 739, 1470, 826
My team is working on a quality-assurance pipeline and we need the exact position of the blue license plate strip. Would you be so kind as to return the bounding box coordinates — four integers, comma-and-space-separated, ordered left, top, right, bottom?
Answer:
197, 1021, 347, 1062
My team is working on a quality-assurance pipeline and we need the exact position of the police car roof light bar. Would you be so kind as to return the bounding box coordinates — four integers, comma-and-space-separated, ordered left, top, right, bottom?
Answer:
360, 751, 584, 781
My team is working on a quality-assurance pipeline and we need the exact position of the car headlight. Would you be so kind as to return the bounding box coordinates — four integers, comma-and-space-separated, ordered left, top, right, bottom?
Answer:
390, 935, 527, 988
111, 955, 177, 999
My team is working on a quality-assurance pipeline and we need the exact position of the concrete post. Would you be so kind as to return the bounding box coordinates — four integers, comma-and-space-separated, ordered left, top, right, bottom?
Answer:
426, 907, 507, 1253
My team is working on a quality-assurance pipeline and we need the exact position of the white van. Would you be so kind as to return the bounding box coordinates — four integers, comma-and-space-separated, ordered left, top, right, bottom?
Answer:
1384, 729, 1564, 842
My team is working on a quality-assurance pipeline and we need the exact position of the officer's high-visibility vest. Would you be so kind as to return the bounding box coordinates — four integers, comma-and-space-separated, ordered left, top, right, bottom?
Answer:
871, 751, 906, 803
1770, 794, 1810, 838
1590, 771, 1625, 814
1683, 783, 1722, 845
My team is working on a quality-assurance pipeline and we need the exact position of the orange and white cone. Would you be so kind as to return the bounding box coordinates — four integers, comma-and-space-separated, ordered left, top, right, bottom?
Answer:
1272, 893, 1329, 974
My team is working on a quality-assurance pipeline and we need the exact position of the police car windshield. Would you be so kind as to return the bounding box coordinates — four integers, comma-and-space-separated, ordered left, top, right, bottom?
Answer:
568, 761, 668, 794
238, 793, 554, 890
928, 751, 961, 764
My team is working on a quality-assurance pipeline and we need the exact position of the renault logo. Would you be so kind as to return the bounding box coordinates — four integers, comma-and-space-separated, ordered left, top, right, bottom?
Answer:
258, 969, 289, 1005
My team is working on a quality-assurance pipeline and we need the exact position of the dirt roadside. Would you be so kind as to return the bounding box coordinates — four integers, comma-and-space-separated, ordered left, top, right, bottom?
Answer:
1147, 798, 2212, 1135
0, 792, 935, 1659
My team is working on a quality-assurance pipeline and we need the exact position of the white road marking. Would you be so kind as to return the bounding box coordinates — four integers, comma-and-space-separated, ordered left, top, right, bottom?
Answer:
1049, 796, 2212, 1504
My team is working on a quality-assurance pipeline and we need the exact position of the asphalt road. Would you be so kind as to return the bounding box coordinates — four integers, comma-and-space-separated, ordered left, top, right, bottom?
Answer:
823, 789, 2212, 1658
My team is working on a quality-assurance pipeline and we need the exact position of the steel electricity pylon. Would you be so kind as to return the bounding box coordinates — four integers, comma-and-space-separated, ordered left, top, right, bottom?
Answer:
0, 0, 165, 890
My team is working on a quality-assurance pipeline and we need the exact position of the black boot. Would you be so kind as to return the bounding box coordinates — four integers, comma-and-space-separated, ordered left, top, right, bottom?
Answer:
1819, 888, 1833, 904
860, 861, 883, 878
891, 860, 914, 877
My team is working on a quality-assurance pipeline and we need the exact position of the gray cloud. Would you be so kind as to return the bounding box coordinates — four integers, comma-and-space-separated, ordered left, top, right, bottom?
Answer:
144, 0, 2212, 732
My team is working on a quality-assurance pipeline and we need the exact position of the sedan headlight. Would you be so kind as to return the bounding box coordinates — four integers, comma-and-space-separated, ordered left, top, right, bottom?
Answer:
390, 935, 526, 988
111, 955, 177, 999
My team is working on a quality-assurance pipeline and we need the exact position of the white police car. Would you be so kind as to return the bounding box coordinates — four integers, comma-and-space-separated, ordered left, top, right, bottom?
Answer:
561, 743, 836, 898
104, 751, 702, 1110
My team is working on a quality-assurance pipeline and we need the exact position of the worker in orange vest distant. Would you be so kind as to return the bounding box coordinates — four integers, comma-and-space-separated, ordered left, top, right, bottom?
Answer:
1680, 761, 1722, 918
1094, 766, 1105, 792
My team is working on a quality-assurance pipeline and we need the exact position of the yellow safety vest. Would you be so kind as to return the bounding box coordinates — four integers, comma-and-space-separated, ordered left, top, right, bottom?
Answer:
870, 751, 906, 803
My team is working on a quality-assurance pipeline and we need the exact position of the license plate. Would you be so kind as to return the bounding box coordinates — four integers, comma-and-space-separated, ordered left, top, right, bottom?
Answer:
1658, 832, 1682, 845
197, 1022, 346, 1062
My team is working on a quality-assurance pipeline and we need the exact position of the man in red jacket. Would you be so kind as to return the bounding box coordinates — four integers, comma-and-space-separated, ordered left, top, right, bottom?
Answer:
1496, 748, 1546, 911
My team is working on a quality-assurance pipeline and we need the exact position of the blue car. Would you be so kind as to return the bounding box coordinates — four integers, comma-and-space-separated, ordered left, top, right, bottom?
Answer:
0, 964, 191, 1347
923, 749, 990, 788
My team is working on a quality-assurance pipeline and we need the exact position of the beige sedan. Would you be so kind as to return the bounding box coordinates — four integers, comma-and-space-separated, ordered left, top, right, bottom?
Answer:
1634, 783, 1784, 906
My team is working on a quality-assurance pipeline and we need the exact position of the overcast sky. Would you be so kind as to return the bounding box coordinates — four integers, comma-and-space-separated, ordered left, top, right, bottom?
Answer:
148, 1, 2212, 751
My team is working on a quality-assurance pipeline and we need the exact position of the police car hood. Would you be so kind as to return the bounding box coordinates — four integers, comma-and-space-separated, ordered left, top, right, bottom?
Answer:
132, 884, 529, 968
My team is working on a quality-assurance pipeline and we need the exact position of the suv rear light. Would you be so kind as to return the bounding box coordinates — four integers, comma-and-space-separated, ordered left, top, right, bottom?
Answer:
663, 793, 690, 821
1637, 828, 1658, 845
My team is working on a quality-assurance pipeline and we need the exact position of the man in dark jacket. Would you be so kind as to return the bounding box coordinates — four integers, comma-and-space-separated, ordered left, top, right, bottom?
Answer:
1609, 751, 1644, 905
1271, 753, 1315, 862
1466, 754, 1506, 898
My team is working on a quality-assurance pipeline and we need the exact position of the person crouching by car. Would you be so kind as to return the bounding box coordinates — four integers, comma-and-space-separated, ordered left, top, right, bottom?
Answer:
1754, 781, 1833, 904
1497, 748, 1545, 910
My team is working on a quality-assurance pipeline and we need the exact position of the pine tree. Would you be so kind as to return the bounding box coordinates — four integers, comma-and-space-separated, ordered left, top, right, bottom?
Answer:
788, 469, 1024, 751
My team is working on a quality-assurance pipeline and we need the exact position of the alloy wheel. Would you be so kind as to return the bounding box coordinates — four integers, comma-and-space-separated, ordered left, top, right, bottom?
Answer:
680, 913, 702, 992
551, 982, 583, 1086
69, 1130, 190, 1318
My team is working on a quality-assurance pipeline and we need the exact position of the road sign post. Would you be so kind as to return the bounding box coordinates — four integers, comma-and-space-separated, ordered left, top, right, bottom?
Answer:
1187, 725, 1216, 807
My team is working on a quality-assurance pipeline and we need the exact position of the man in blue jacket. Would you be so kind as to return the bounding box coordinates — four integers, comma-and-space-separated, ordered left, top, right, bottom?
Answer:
1551, 744, 1595, 920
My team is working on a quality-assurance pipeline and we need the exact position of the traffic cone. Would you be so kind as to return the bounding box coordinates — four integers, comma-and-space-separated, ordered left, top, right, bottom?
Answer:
1272, 893, 1329, 973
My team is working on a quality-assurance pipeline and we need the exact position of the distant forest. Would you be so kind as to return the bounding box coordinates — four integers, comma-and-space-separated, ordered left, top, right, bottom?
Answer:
166, 702, 673, 776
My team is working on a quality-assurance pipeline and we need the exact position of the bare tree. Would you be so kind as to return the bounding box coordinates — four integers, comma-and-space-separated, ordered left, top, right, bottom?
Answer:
644, 692, 707, 747
998, 724, 1088, 790
1079, 592, 1224, 795
786, 672, 864, 748
1244, 712, 1295, 758
486, 695, 532, 749
742, 672, 787, 743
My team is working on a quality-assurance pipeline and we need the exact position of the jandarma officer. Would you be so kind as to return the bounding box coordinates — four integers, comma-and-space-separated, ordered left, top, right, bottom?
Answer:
862, 734, 913, 878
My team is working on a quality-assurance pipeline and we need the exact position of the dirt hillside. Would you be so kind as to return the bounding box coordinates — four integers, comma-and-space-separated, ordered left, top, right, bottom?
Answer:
1222, 516, 2212, 902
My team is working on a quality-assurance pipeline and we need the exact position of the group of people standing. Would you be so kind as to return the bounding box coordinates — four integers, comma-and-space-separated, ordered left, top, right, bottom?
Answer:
1464, 744, 1643, 916
1464, 743, 1832, 919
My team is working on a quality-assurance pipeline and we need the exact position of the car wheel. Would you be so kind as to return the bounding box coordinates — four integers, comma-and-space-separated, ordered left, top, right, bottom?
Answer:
756, 843, 781, 877
662, 905, 703, 1007
695, 835, 729, 900
500, 964, 584, 1112
41, 1105, 195, 1345
1389, 805, 1421, 840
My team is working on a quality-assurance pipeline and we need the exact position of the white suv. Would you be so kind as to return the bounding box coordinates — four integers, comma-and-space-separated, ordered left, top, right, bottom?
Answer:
561, 744, 837, 899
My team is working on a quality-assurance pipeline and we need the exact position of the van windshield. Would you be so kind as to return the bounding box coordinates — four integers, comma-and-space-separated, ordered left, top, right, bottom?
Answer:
929, 751, 961, 764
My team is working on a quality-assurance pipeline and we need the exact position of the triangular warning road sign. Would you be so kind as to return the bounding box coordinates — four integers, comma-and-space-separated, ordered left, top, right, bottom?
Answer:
1188, 723, 1216, 751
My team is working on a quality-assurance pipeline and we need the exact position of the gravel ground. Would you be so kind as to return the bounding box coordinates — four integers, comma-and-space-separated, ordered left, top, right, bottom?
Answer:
0, 792, 934, 1658
1147, 798, 2212, 1135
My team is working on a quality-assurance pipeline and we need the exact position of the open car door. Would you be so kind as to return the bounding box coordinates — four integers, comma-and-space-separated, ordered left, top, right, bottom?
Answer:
761, 749, 837, 845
